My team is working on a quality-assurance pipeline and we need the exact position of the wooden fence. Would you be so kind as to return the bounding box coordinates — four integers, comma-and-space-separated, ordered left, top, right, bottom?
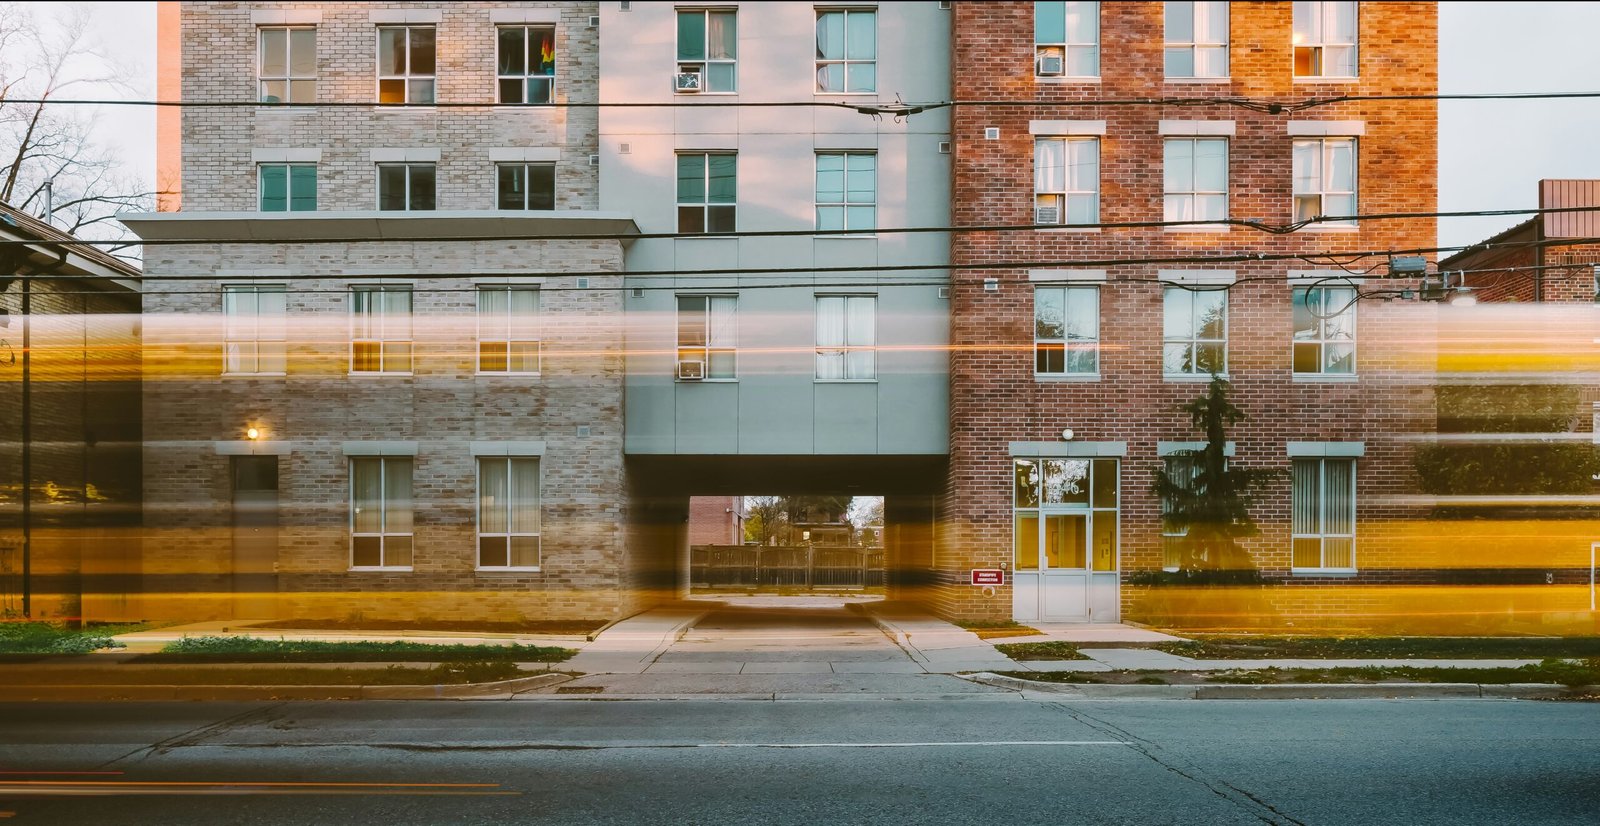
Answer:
690, 545, 886, 591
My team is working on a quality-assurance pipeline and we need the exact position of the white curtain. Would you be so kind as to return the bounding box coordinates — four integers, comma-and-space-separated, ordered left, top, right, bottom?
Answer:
1035, 140, 1066, 194
816, 296, 845, 379
480, 458, 508, 535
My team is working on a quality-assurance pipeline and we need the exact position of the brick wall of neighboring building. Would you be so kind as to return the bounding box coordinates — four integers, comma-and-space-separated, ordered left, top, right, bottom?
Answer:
688, 497, 746, 547
941, 1, 1442, 628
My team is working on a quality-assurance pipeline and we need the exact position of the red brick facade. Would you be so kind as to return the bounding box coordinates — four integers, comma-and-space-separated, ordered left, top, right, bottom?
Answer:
940, 1, 1445, 628
688, 496, 747, 547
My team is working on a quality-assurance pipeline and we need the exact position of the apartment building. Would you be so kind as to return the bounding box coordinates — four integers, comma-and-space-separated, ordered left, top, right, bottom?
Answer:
127, 2, 664, 622
939, 1, 1447, 629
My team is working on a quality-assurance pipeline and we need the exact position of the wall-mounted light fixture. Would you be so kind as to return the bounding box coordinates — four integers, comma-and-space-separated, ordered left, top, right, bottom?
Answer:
246, 426, 261, 441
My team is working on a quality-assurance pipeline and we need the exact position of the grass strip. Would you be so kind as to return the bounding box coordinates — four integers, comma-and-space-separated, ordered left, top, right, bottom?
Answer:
994, 641, 1088, 661
993, 657, 1600, 687
0, 660, 528, 687
1154, 635, 1600, 660
0, 622, 158, 655
254, 619, 605, 636
954, 620, 1044, 640
135, 636, 576, 663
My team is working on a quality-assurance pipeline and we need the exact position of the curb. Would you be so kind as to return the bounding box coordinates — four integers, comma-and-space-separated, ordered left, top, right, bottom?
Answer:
960, 672, 1597, 700
0, 672, 577, 703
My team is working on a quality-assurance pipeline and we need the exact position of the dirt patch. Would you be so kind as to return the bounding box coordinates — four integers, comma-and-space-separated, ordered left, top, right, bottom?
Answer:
1154, 635, 1600, 660
994, 641, 1087, 661
992, 658, 1600, 687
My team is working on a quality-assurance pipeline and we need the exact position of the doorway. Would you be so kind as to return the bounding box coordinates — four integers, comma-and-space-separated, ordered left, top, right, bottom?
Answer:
1012, 457, 1119, 622
231, 456, 280, 618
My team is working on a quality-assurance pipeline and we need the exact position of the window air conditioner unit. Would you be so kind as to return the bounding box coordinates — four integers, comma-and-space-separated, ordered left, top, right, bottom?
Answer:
1034, 205, 1060, 225
677, 359, 705, 380
675, 72, 703, 93
1037, 54, 1065, 76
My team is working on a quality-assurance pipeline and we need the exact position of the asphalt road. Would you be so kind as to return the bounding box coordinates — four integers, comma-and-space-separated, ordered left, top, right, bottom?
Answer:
2, 698, 1597, 825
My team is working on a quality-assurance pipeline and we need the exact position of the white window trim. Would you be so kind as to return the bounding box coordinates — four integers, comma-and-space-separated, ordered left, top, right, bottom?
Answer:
349, 285, 414, 376
815, 293, 877, 382
814, 8, 878, 96
476, 286, 541, 376
1292, 1, 1359, 80
1291, 456, 1358, 574
1163, 136, 1229, 225
257, 25, 317, 104
814, 151, 877, 235
1292, 137, 1358, 227
496, 24, 557, 105
676, 152, 737, 234
1292, 284, 1358, 379
375, 162, 436, 211
475, 456, 542, 572
676, 293, 738, 382
677, 8, 738, 95
1034, 0, 1101, 79
375, 25, 436, 105
221, 284, 288, 377
1034, 136, 1101, 227
1163, 0, 1229, 80
1161, 284, 1229, 379
1033, 285, 1101, 380
349, 455, 414, 572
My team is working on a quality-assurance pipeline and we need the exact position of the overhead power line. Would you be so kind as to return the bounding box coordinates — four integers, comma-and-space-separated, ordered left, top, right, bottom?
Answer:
0, 205, 1585, 250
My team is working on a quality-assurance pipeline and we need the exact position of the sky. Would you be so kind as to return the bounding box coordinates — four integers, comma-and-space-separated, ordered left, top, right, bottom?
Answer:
37, 1, 1600, 249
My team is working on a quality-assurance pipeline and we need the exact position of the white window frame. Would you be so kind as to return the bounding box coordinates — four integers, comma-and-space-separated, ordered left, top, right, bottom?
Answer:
1034, 1, 1100, 79
258, 25, 316, 103
815, 151, 877, 233
815, 294, 877, 381
495, 162, 556, 210
1033, 285, 1100, 378
376, 162, 436, 211
814, 8, 877, 94
1292, 285, 1357, 376
676, 152, 737, 234
1293, 1, 1358, 79
1159, 454, 1200, 571
257, 163, 317, 212
1163, 1, 1228, 79
476, 456, 541, 571
376, 25, 436, 104
677, 8, 738, 94
477, 286, 541, 375
222, 284, 287, 376
676, 294, 737, 381
1162, 286, 1228, 378
496, 24, 557, 105
1292, 138, 1357, 225
350, 286, 414, 375
349, 456, 413, 571
1034, 137, 1100, 226
1163, 137, 1228, 224
1291, 457, 1357, 573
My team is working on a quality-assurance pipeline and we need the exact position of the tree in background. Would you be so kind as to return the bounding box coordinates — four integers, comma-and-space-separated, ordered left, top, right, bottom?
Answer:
0, 3, 152, 246
1152, 376, 1278, 576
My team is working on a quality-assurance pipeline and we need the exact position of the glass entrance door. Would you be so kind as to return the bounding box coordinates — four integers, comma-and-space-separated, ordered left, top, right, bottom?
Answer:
1013, 458, 1120, 623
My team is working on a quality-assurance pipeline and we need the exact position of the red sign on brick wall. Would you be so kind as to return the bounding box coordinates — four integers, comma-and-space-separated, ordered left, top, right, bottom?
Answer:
971, 569, 1005, 586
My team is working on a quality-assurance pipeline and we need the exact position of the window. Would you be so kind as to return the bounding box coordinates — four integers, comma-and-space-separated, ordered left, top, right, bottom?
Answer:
377, 25, 436, 103
1034, 286, 1099, 376
1163, 138, 1227, 222
676, 295, 736, 380
1292, 138, 1356, 223
677, 9, 737, 93
351, 286, 413, 374
1164, 1, 1227, 78
816, 295, 875, 380
816, 152, 876, 232
477, 457, 540, 569
497, 25, 556, 104
1034, 1, 1099, 77
1292, 286, 1356, 374
351, 457, 413, 569
259, 26, 316, 103
1012, 458, 1119, 573
1159, 455, 1199, 571
496, 163, 555, 210
1293, 1, 1357, 78
677, 153, 736, 233
1034, 138, 1099, 225
815, 9, 876, 93
1162, 286, 1227, 376
477, 287, 539, 374
377, 163, 436, 211
1292, 457, 1355, 571
222, 285, 286, 375
258, 164, 317, 212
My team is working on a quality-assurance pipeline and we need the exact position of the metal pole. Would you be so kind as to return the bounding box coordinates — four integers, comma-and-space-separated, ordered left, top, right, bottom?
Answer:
20, 276, 30, 618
